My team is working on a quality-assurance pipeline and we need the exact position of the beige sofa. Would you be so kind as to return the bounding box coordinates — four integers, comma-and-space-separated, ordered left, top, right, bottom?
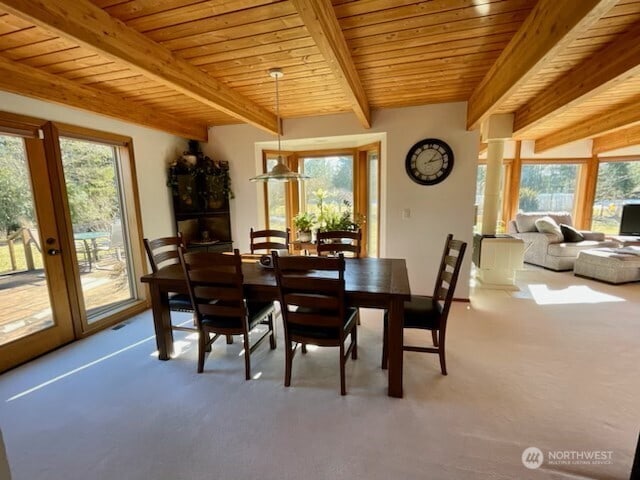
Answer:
506, 212, 617, 271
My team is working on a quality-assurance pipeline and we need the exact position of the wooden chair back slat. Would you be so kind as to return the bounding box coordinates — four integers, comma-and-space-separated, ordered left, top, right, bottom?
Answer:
143, 234, 184, 272
250, 227, 290, 253
179, 249, 247, 327
316, 229, 362, 258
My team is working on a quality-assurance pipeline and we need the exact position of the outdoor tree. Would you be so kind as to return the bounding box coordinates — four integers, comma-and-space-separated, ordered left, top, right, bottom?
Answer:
0, 136, 34, 234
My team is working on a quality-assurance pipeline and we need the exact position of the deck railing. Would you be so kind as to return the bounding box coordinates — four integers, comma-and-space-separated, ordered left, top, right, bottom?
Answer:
1, 227, 41, 272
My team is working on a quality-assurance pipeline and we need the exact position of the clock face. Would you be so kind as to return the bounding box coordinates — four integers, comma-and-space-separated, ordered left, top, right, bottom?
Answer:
405, 138, 454, 185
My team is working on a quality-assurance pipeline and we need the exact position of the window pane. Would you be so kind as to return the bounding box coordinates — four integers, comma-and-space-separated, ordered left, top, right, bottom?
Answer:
60, 138, 134, 322
367, 150, 379, 257
300, 156, 354, 229
519, 164, 579, 213
592, 161, 640, 234
0, 135, 53, 345
265, 158, 286, 230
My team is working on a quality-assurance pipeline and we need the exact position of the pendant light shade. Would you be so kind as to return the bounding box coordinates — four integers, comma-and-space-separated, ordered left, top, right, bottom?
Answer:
250, 68, 310, 182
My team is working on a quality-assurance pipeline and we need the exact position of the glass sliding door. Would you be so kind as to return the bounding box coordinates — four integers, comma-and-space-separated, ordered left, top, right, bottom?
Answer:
59, 137, 135, 323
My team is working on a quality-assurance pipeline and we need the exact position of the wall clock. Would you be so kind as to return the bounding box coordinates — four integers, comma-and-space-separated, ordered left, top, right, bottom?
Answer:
405, 138, 454, 185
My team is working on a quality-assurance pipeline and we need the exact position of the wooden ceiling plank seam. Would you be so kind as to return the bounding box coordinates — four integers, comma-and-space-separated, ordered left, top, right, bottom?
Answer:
142, 2, 297, 43
174, 26, 309, 60
0, 0, 278, 134
290, 0, 370, 127
466, 0, 618, 130
341, 0, 534, 39
200, 53, 327, 77
349, 19, 522, 57
17, 48, 100, 68
346, 10, 529, 52
189, 38, 319, 68
353, 37, 511, 69
189, 43, 319, 69
337, 0, 509, 30
592, 124, 640, 154
100, 0, 207, 22
122, 0, 281, 33
535, 94, 640, 152
0, 53, 207, 140
513, 20, 640, 136
185, 37, 317, 66
160, 15, 304, 51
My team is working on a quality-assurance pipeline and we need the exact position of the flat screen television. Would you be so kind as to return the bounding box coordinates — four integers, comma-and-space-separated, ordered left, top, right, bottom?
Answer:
619, 204, 640, 236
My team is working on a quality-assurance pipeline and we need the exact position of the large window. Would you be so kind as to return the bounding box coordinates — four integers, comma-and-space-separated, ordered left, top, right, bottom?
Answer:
592, 160, 640, 233
262, 144, 380, 256
519, 163, 580, 214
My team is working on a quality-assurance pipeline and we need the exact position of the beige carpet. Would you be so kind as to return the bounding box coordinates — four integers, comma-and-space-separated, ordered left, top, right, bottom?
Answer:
0, 266, 638, 479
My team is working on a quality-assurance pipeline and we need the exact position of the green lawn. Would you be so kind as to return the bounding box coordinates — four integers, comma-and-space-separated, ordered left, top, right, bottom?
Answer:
0, 242, 44, 274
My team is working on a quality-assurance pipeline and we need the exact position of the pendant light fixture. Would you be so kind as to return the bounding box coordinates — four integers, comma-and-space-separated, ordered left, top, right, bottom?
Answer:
250, 68, 310, 182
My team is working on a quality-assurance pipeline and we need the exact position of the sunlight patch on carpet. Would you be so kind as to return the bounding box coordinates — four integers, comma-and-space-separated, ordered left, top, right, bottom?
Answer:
527, 284, 625, 305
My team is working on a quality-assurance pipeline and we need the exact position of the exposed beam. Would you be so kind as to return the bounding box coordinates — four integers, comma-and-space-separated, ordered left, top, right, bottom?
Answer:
535, 98, 640, 153
0, 0, 278, 134
592, 124, 640, 155
466, 0, 616, 130
514, 21, 640, 135
0, 55, 207, 140
290, 0, 371, 128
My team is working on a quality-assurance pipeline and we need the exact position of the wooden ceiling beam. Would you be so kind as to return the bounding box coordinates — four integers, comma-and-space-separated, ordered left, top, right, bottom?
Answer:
466, 0, 616, 130
0, 0, 278, 134
592, 124, 640, 155
514, 21, 640, 136
535, 98, 640, 153
290, 0, 371, 128
0, 55, 208, 140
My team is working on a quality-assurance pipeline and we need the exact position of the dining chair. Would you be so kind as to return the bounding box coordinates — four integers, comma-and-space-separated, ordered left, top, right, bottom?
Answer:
249, 227, 290, 254
381, 234, 467, 375
316, 229, 361, 258
143, 233, 197, 333
272, 251, 358, 395
179, 249, 277, 378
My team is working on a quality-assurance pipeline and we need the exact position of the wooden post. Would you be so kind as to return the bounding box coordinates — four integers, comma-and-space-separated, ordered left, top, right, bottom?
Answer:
7, 238, 16, 271
22, 228, 35, 270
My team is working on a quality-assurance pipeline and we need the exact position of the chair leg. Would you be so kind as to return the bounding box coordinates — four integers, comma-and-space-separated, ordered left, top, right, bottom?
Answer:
438, 330, 447, 376
284, 339, 293, 387
243, 333, 251, 380
301, 343, 307, 354
432, 330, 439, 347
226, 335, 234, 344
197, 331, 207, 373
339, 342, 346, 395
269, 313, 277, 350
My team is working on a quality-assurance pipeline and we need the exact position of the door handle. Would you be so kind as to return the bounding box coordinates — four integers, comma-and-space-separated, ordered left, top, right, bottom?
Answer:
47, 248, 61, 256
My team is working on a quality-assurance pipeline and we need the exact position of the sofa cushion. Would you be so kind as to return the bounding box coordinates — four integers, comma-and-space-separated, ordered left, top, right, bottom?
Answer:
535, 216, 563, 237
560, 224, 585, 242
515, 212, 573, 232
547, 240, 610, 257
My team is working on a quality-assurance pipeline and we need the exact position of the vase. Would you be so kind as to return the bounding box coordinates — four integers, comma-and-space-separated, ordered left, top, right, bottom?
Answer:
298, 231, 312, 242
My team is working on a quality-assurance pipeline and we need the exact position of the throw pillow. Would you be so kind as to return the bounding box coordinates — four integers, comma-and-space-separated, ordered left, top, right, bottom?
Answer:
560, 224, 585, 243
535, 216, 562, 237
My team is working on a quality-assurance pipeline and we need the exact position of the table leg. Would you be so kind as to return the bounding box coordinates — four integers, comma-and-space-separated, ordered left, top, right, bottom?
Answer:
387, 297, 404, 398
149, 284, 174, 360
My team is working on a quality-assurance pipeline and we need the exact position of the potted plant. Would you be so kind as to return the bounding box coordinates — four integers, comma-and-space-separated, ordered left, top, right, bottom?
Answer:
293, 211, 315, 242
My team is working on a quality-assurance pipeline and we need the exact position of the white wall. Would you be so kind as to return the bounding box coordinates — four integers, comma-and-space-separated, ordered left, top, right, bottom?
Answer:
0, 91, 185, 241
207, 103, 479, 298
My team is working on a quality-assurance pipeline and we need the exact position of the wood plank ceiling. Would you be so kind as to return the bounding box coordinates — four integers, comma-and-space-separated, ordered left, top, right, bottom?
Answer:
0, 0, 638, 153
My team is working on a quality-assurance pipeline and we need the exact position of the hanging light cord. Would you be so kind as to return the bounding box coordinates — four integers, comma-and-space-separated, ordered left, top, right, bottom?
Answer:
275, 71, 282, 158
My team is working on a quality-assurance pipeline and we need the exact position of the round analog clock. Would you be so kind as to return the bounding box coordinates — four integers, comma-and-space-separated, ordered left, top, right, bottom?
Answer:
405, 138, 454, 185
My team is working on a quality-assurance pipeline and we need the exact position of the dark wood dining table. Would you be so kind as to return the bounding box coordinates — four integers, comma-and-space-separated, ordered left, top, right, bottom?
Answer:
140, 257, 411, 398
